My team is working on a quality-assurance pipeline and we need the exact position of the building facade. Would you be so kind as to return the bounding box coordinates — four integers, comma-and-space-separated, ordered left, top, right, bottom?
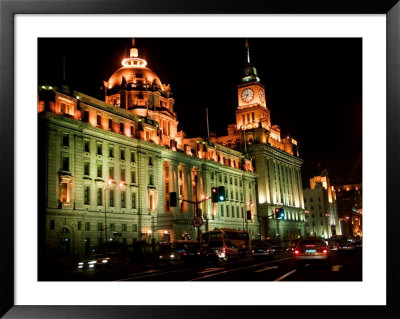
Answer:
335, 184, 362, 239
303, 170, 341, 238
212, 41, 306, 244
38, 41, 259, 258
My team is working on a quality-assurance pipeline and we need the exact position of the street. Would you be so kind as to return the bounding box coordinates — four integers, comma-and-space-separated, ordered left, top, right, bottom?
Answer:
50, 249, 361, 282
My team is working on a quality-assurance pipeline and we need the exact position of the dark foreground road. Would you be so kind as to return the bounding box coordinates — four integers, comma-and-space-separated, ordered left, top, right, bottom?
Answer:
41, 249, 361, 282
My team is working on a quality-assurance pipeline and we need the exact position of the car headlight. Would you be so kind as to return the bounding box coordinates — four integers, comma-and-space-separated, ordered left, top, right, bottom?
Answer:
89, 264, 95, 268
88, 260, 97, 264
102, 259, 108, 263
78, 262, 84, 265
170, 254, 175, 259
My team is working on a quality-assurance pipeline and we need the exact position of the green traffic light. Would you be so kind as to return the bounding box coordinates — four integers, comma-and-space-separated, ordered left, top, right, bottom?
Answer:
219, 196, 224, 201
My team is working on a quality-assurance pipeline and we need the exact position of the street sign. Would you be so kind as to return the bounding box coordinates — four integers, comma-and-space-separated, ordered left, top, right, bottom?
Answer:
192, 216, 203, 227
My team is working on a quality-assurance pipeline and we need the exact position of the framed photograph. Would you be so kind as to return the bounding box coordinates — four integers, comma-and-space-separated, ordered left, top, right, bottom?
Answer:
1, 0, 399, 318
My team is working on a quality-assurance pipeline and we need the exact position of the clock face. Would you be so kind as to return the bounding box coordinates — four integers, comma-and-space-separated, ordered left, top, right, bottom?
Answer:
241, 88, 254, 103
259, 89, 265, 103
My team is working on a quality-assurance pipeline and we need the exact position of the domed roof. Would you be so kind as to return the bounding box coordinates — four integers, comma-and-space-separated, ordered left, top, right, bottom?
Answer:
107, 65, 163, 90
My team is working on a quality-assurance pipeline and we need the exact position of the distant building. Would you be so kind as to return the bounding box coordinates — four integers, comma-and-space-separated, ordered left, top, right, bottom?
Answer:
212, 40, 306, 243
303, 170, 341, 238
335, 184, 362, 239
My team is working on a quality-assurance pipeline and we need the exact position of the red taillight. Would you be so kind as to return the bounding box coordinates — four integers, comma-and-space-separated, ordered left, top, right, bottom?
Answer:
197, 252, 201, 255
323, 249, 328, 254
251, 250, 254, 253
294, 250, 299, 255
222, 248, 226, 253
183, 252, 187, 256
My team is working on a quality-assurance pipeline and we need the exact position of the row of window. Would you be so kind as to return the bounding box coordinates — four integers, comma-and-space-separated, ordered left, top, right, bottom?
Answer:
82, 110, 135, 136
50, 219, 139, 232
211, 172, 246, 187
84, 186, 137, 209
219, 205, 245, 219
84, 162, 137, 183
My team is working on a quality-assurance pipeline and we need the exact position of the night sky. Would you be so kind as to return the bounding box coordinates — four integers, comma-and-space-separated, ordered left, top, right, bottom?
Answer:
38, 38, 362, 186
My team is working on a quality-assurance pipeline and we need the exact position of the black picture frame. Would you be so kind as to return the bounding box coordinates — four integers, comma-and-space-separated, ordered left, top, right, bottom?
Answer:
1, 0, 399, 318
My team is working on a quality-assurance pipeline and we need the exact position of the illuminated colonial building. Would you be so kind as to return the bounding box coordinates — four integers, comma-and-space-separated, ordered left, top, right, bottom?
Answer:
303, 170, 341, 238
335, 183, 362, 239
212, 41, 306, 243
38, 40, 258, 257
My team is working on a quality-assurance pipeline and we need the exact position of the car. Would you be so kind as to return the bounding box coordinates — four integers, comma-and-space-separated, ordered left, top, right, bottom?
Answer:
208, 239, 239, 260
354, 240, 362, 249
181, 243, 220, 265
293, 239, 332, 268
269, 246, 281, 255
77, 254, 115, 271
337, 241, 356, 254
251, 242, 273, 259
285, 246, 296, 255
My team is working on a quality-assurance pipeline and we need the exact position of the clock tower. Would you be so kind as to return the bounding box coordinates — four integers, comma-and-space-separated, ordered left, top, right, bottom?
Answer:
236, 40, 271, 132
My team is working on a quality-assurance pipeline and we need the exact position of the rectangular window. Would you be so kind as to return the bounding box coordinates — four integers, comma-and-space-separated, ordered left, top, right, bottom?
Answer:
131, 126, 135, 136
78, 221, 82, 231
221, 205, 224, 217
84, 186, 90, 205
148, 157, 153, 166
226, 205, 230, 217
121, 191, 126, 208
242, 114, 245, 124
247, 113, 250, 123
149, 173, 154, 186
62, 133, 69, 147
110, 223, 115, 231
131, 170, 136, 184
236, 206, 239, 218
211, 172, 214, 180
97, 164, 102, 178
97, 223, 103, 231
97, 115, 101, 126
179, 170, 183, 179
109, 166, 114, 179
120, 168, 125, 181
230, 176, 233, 184
83, 111, 89, 122
122, 224, 127, 231
132, 192, 137, 209
84, 162, 90, 176
50, 220, 55, 230
97, 188, 103, 206
131, 151, 136, 163
240, 179, 242, 187
62, 156, 69, 171
235, 178, 238, 186
149, 194, 154, 210
109, 189, 114, 207
120, 149, 125, 160
120, 123, 124, 134
132, 224, 138, 232
241, 207, 244, 218
97, 142, 102, 155
109, 119, 113, 130
84, 139, 90, 152
219, 174, 222, 183
179, 184, 183, 195
109, 145, 114, 158
85, 222, 90, 231
252, 112, 255, 123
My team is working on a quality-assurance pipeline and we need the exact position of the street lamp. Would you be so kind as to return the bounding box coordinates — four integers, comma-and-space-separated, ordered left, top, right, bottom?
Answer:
103, 179, 124, 252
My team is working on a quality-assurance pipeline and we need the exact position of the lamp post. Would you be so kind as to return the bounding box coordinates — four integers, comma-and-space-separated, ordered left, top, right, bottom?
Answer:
103, 179, 124, 252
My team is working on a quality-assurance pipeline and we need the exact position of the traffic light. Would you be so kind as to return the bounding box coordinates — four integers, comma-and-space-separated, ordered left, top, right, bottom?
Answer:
170, 192, 177, 207
279, 208, 285, 219
217, 186, 226, 202
275, 207, 284, 219
275, 208, 280, 219
211, 187, 219, 203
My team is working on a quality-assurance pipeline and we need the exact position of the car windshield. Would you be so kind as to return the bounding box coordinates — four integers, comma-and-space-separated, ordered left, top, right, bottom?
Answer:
208, 240, 223, 248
